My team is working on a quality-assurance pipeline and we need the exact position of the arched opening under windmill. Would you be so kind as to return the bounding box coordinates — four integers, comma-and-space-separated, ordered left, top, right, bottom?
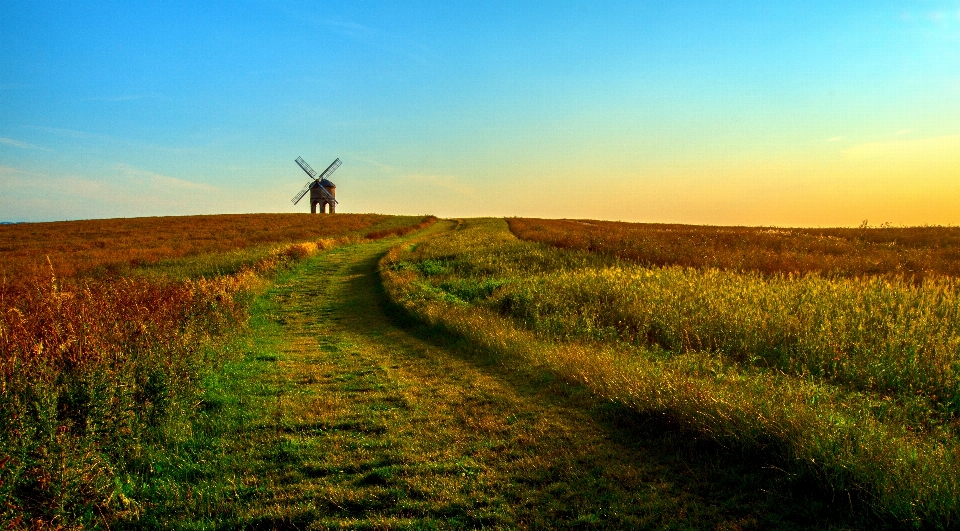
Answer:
311, 197, 336, 214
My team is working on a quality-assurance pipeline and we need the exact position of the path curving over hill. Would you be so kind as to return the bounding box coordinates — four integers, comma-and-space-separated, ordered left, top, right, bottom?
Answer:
150, 222, 864, 529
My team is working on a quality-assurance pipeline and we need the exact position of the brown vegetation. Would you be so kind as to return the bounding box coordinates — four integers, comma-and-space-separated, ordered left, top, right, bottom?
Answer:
0, 213, 388, 282
0, 213, 434, 528
508, 217, 960, 279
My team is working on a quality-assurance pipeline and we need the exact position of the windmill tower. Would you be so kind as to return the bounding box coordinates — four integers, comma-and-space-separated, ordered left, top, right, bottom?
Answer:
292, 156, 341, 213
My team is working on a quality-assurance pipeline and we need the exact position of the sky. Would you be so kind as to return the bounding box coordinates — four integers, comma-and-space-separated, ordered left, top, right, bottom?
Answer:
1, 1, 959, 226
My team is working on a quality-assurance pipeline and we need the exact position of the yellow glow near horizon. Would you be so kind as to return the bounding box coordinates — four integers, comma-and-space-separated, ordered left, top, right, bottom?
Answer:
349, 134, 960, 228
572, 135, 960, 227
3, 3, 959, 225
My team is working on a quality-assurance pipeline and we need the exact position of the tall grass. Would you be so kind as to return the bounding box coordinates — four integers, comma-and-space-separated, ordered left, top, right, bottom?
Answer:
0, 214, 435, 529
381, 218, 960, 528
1, 271, 249, 527
492, 268, 960, 427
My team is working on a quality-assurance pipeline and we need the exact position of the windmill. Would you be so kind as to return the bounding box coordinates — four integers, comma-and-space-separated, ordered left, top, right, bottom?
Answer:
292, 156, 341, 213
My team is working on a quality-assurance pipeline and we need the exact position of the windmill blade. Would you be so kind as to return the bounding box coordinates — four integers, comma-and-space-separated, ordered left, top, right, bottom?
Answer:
317, 158, 341, 181
291, 181, 312, 205
295, 156, 319, 180
316, 183, 338, 204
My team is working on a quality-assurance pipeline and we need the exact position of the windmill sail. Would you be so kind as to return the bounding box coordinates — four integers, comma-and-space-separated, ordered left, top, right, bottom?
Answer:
291, 181, 312, 205
317, 158, 341, 181
293, 156, 341, 207
295, 156, 319, 180
313, 158, 341, 204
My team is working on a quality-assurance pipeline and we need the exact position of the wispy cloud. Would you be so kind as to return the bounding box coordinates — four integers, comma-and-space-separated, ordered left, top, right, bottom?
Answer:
0, 163, 227, 221
826, 136, 845, 142
112, 163, 219, 192
0, 137, 44, 149
24, 125, 105, 140
0, 165, 34, 178
0, 165, 86, 195
899, 3, 960, 38
347, 153, 401, 174
842, 134, 960, 162
321, 18, 377, 37
401, 174, 475, 196
23, 124, 199, 155
89, 93, 165, 102
275, 7, 376, 38
280, 8, 437, 67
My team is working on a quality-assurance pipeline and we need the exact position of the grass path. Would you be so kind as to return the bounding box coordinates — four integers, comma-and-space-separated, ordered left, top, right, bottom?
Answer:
162, 225, 864, 530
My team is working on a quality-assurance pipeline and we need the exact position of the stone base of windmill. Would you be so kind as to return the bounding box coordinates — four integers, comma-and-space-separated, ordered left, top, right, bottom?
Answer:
308, 180, 336, 214
311, 200, 336, 214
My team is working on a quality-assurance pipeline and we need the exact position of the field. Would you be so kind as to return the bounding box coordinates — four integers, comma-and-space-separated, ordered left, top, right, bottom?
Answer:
507, 217, 960, 279
0, 213, 399, 281
0, 214, 435, 529
4, 213, 959, 529
383, 218, 960, 528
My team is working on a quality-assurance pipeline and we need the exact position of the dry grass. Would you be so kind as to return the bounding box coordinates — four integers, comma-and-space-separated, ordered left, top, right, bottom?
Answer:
508, 217, 960, 279
382, 217, 960, 528
163, 222, 828, 529
491, 267, 960, 427
0, 213, 389, 282
0, 213, 435, 529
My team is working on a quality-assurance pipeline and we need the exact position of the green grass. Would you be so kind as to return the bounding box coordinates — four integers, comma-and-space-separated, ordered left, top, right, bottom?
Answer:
381, 218, 960, 528
13, 214, 952, 528
0, 215, 435, 529
113, 221, 866, 529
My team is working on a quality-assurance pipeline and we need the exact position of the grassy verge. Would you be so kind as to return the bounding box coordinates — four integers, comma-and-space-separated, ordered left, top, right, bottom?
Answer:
381, 218, 960, 528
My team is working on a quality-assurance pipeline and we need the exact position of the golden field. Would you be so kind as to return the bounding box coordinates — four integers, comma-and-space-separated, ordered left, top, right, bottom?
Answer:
0, 213, 392, 281
383, 217, 960, 528
508, 217, 960, 280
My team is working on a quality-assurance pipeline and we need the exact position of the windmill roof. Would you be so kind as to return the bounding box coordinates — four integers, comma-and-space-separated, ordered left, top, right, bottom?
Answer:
312, 178, 336, 188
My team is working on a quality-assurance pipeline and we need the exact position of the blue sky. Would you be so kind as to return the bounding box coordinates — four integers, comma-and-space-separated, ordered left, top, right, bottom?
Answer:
2, 1, 959, 225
